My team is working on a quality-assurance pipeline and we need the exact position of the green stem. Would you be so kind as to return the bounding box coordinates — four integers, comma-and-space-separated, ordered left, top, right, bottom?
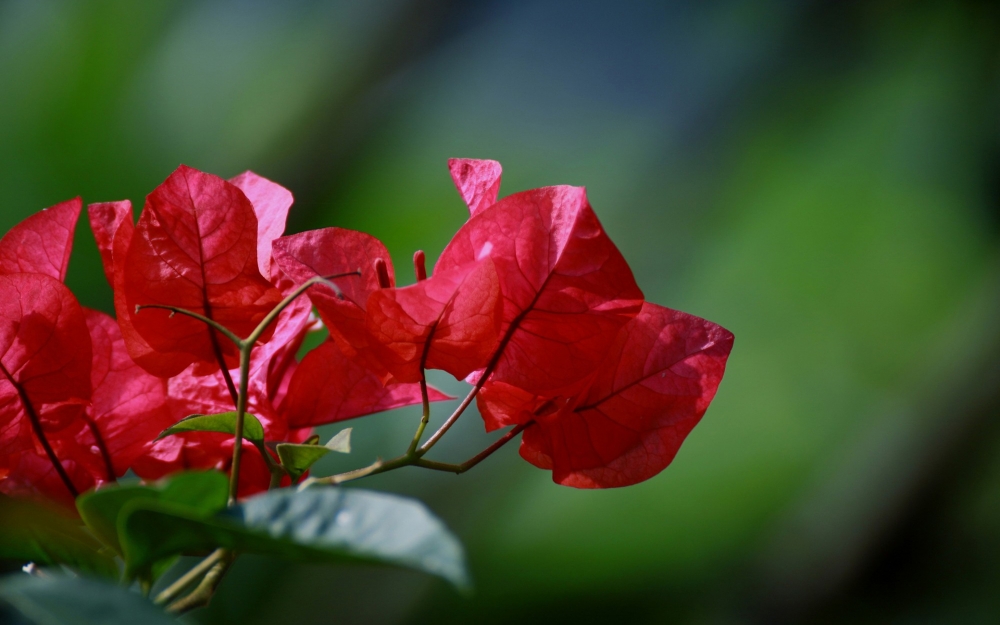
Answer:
406, 377, 431, 456
413, 423, 529, 474
135, 304, 243, 347
154, 549, 226, 606
228, 346, 252, 505
418, 375, 487, 454
166, 552, 234, 614
311, 403, 526, 488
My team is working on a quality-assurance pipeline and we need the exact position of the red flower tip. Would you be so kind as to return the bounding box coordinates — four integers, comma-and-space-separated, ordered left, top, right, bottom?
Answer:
448, 158, 502, 217
413, 250, 427, 281
374, 258, 391, 289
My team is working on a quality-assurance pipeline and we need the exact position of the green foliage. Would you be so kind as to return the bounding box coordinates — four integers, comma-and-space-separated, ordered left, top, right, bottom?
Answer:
77, 471, 228, 556
0, 574, 174, 625
120, 487, 469, 589
276, 428, 352, 479
0, 495, 117, 580
158, 412, 265, 443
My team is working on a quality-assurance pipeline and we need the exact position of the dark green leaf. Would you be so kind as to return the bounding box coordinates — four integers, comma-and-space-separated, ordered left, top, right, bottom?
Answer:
157, 411, 265, 442
77, 471, 228, 556
275, 444, 329, 479
0, 574, 175, 625
0, 495, 117, 579
121, 487, 470, 589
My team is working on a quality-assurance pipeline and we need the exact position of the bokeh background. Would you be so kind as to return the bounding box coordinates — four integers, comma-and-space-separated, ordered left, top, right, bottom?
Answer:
2, 1, 1000, 623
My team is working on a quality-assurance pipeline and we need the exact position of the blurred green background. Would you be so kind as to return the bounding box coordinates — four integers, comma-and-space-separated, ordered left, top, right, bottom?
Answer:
2, 1, 1000, 623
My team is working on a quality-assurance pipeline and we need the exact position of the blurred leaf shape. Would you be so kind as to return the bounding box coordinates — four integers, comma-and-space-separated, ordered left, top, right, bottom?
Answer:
0, 494, 117, 579
120, 487, 469, 589
77, 471, 228, 556
0, 574, 174, 625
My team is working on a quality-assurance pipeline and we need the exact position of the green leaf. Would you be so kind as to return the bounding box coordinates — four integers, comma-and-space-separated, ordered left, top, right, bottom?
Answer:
275, 428, 351, 479
0, 574, 175, 625
0, 495, 118, 579
325, 428, 351, 453
276, 444, 329, 480
157, 411, 265, 442
121, 487, 470, 589
77, 471, 228, 556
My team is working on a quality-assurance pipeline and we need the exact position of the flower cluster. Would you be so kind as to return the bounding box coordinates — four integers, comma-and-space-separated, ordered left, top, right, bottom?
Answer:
0, 159, 732, 506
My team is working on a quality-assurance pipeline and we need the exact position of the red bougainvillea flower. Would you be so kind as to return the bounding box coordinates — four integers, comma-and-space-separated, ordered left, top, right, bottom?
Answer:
448, 158, 503, 217
365, 257, 503, 384
438, 160, 645, 397
130, 361, 296, 497
280, 339, 451, 429
0, 197, 81, 280
0, 273, 94, 503
0, 200, 98, 504
481, 302, 733, 488
89, 169, 299, 495
78, 310, 173, 480
271, 228, 393, 371
0, 199, 177, 503
272, 228, 457, 423
444, 159, 733, 488
90, 167, 441, 495
116, 165, 284, 376
89, 200, 193, 377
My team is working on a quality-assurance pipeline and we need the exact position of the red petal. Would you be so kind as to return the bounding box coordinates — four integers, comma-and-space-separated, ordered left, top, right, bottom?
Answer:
84, 309, 172, 477
0, 446, 96, 507
131, 359, 290, 498
448, 158, 502, 217
123, 165, 283, 370
0, 197, 81, 281
88, 201, 131, 288
281, 340, 450, 428
365, 258, 502, 383
476, 380, 548, 432
0, 274, 93, 501
272, 228, 392, 364
229, 171, 293, 278
88, 201, 193, 377
437, 184, 644, 396
521, 303, 733, 488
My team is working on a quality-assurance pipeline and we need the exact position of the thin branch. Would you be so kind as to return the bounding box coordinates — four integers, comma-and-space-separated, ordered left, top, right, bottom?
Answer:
154, 549, 226, 606
418, 376, 487, 455
304, 456, 394, 487
135, 304, 244, 347
228, 347, 252, 505
413, 423, 529, 474
166, 552, 234, 614
406, 377, 431, 456
312, 421, 531, 487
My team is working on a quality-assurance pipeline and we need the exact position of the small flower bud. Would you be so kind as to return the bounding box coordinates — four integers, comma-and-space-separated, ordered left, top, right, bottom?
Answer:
374, 258, 390, 289
413, 250, 427, 281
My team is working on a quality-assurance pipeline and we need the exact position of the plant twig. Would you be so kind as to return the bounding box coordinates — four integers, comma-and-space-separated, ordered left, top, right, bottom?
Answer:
228, 347, 252, 505
311, 421, 528, 487
154, 549, 227, 606
135, 304, 244, 347
166, 552, 234, 614
413, 423, 529, 474
406, 377, 431, 455
418, 377, 487, 454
